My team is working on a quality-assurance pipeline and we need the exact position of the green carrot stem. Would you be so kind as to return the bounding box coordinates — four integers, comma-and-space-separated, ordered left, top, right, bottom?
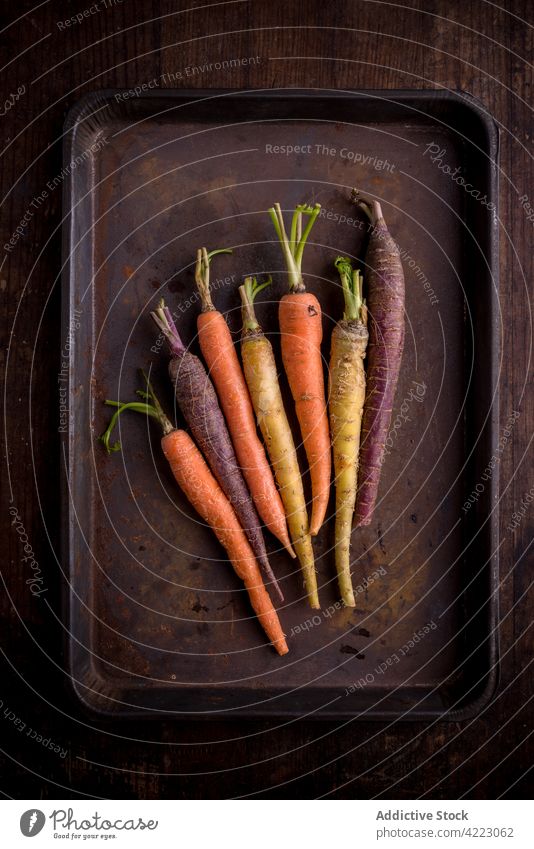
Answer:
289, 209, 299, 255
239, 275, 271, 333
269, 203, 321, 292
268, 203, 300, 290
150, 299, 186, 357
293, 203, 321, 269
334, 257, 366, 324
351, 189, 384, 228
99, 371, 174, 453
195, 246, 232, 312
268, 202, 321, 293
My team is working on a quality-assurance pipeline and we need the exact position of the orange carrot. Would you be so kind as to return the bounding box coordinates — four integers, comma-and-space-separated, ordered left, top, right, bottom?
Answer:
269, 202, 331, 536
163, 431, 287, 655
194, 248, 295, 561
100, 376, 288, 656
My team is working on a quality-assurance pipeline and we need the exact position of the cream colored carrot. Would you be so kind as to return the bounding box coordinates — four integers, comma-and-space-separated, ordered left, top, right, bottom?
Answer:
329, 258, 368, 606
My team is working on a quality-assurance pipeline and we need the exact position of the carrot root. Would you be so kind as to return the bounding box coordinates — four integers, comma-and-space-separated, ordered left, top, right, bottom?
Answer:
279, 293, 331, 537
162, 429, 288, 655
100, 378, 287, 654
329, 317, 368, 606
269, 202, 331, 538
194, 252, 295, 561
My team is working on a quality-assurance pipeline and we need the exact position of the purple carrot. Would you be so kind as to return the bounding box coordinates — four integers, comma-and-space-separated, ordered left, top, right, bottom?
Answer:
351, 191, 405, 526
151, 299, 283, 602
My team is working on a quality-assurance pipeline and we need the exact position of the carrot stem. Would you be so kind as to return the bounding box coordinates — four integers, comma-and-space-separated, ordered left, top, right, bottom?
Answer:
268, 202, 321, 293
151, 300, 185, 356
240, 275, 272, 333
294, 203, 321, 269
99, 372, 174, 453
334, 257, 366, 323
351, 189, 384, 228
195, 247, 232, 312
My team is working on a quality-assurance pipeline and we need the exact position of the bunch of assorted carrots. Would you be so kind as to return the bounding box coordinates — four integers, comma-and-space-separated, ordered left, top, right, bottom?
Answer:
100, 192, 405, 655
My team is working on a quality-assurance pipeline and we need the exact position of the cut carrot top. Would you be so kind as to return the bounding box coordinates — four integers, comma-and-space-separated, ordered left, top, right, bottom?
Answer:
268, 202, 321, 292
334, 256, 366, 323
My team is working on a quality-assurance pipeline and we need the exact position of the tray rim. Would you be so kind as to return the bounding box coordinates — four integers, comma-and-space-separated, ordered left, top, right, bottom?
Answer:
61, 86, 500, 722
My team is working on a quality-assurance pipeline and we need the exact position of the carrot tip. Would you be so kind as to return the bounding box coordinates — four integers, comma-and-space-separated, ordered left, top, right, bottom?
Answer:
309, 519, 324, 537
273, 584, 285, 604
353, 515, 372, 528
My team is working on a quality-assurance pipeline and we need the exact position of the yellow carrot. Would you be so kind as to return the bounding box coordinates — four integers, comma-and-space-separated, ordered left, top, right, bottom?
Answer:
239, 277, 319, 609
329, 258, 368, 606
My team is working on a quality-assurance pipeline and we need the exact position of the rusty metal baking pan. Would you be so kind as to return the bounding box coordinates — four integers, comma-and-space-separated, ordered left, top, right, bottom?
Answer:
61, 89, 500, 719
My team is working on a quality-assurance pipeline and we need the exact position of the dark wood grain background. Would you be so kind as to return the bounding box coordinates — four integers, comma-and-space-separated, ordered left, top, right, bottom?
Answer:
2, 0, 532, 799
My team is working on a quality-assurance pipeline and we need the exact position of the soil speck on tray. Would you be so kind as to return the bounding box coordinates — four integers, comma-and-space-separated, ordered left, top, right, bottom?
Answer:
217, 599, 235, 611
377, 523, 387, 555
340, 645, 365, 659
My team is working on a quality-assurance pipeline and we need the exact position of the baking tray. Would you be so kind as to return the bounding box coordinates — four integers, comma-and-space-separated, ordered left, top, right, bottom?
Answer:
61, 89, 500, 719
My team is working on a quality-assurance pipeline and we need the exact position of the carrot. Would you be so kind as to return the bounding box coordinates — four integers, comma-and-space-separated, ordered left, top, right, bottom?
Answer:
329, 258, 369, 606
151, 300, 283, 602
351, 191, 405, 526
194, 247, 295, 559
269, 202, 331, 536
239, 276, 319, 609
99, 375, 288, 655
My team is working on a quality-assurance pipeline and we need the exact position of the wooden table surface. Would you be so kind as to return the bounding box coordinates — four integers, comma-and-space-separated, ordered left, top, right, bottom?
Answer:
2, 0, 532, 799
